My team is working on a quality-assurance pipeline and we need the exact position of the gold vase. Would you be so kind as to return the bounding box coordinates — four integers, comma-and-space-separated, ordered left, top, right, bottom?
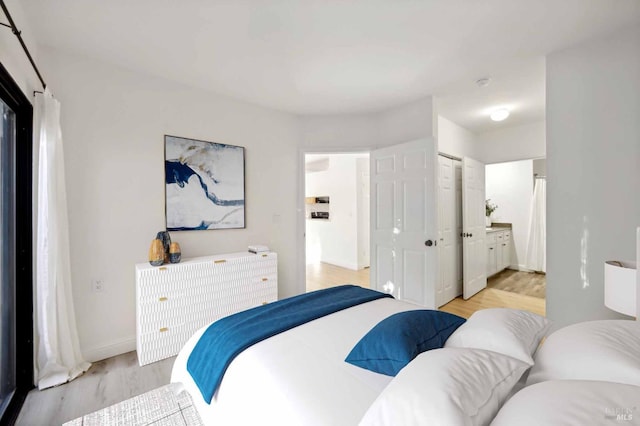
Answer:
149, 239, 164, 266
169, 242, 181, 264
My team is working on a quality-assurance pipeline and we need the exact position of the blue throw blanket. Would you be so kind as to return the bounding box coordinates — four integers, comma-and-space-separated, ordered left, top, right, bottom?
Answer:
187, 285, 392, 403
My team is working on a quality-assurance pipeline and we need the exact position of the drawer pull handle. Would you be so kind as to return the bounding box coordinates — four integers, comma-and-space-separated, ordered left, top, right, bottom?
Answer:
262, 302, 268, 305
262, 254, 268, 257
159, 297, 168, 302
214, 259, 227, 264
159, 327, 168, 333
159, 267, 167, 271
262, 278, 268, 282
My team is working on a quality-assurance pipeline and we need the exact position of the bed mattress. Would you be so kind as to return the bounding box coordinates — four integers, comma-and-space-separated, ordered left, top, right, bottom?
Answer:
171, 297, 421, 425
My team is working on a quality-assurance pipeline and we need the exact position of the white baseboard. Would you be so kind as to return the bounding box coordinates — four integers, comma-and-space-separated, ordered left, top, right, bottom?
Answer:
508, 264, 538, 273
82, 336, 136, 362
321, 257, 360, 271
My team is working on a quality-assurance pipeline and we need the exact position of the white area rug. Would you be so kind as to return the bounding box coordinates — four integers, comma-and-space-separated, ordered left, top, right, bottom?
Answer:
63, 384, 203, 426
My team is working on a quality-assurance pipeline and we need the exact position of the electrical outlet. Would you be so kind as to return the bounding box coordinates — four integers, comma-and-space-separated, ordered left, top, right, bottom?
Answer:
92, 279, 104, 293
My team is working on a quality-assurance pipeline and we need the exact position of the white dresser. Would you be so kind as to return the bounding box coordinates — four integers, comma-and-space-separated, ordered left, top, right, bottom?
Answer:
135, 251, 277, 365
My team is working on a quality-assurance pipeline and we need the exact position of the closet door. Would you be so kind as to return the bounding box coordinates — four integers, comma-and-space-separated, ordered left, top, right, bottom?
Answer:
462, 157, 487, 299
437, 156, 457, 307
453, 160, 463, 298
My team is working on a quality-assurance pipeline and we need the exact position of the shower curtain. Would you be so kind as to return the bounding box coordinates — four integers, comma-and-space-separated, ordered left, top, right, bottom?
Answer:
35, 89, 90, 390
525, 177, 546, 272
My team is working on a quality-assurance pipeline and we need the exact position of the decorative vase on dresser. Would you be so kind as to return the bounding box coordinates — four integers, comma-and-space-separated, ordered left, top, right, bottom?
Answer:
156, 231, 172, 264
135, 251, 278, 365
169, 242, 181, 263
148, 239, 164, 266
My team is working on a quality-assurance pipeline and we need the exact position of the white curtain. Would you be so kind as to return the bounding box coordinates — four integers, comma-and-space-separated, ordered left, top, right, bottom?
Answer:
525, 177, 546, 273
34, 89, 90, 390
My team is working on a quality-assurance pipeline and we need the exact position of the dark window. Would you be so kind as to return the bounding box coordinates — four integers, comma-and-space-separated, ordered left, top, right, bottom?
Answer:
0, 62, 33, 425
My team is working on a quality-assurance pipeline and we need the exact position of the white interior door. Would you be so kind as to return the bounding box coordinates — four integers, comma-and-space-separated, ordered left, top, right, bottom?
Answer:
462, 156, 487, 299
437, 156, 454, 307
437, 157, 463, 307
454, 160, 463, 297
371, 138, 438, 308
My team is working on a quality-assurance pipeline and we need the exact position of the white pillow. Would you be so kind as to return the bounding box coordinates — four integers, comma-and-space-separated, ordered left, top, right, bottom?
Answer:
526, 319, 640, 386
445, 308, 550, 365
492, 380, 640, 426
359, 348, 529, 426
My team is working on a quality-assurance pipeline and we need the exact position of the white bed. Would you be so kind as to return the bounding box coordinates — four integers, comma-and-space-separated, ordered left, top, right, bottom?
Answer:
170, 295, 551, 425
171, 297, 421, 425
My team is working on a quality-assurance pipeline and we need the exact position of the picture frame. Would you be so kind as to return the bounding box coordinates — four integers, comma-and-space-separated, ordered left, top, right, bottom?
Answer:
164, 135, 245, 231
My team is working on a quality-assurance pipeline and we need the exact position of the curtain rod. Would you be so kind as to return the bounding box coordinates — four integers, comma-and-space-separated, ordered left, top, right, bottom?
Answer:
0, 0, 47, 90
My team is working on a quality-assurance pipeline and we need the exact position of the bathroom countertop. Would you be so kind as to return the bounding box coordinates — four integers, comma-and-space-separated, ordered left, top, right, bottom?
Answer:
485, 223, 512, 233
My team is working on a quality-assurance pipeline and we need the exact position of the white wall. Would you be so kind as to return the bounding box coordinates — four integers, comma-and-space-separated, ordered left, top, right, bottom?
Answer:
356, 157, 370, 269
486, 160, 534, 271
299, 113, 380, 150
378, 97, 436, 146
532, 158, 546, 178
305, 155, 360, 270
39, 47, 299, 361
437, 115, 477, 159
477, 121, 545, 164
547, 24, 640, 328
299, 97, 435, 149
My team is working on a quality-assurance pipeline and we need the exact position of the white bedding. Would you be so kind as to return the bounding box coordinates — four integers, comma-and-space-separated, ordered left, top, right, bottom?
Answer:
170, 297, 422, 425
491, 380, 640, 426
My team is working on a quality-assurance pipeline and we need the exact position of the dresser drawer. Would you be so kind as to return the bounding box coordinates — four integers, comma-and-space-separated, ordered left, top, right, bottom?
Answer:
137, 296, 188, 334
137, 322, 194, 365
135, 251, 278, 365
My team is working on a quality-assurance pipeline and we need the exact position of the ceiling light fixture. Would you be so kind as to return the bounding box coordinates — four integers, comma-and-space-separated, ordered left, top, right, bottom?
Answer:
490, 109, 510, 122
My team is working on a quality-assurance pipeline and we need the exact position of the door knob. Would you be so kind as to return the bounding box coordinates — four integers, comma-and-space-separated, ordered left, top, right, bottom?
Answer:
469, 233, 473, 237
425, 240, 433, 247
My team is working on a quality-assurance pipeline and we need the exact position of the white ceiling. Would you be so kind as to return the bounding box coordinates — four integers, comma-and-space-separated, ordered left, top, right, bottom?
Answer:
20, 0, 640, 133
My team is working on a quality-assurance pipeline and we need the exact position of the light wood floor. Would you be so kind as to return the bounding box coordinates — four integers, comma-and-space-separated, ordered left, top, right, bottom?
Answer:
306, 262, 545, 319
16, 352, 174, 425
440, 287, 545, 318
487, 269, 546, 299
306, 262, 370, 291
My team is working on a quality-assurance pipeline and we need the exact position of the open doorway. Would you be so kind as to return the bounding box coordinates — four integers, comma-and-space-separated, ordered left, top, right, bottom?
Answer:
304, 153, 371, 292
485, 158, 546, 302
438, 156, 546, 318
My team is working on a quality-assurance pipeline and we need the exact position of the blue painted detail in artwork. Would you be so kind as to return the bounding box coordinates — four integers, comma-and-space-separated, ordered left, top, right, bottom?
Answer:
165, 160, 194, 188
168, 221, 211, 231
165, 160, 244, 207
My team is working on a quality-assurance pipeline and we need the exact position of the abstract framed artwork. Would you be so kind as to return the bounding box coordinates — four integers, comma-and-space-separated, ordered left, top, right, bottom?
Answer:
165, 135, 245, 231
